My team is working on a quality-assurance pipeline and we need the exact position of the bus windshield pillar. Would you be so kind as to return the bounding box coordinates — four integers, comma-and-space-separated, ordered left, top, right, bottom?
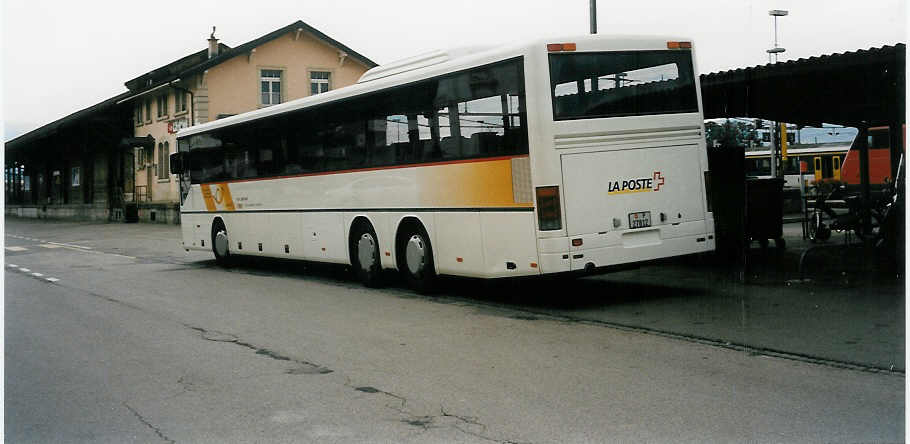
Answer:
447, 102, 462, 156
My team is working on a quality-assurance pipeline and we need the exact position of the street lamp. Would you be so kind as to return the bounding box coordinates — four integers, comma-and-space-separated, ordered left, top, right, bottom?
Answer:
767, 9, 788, 177
767, 9, 788, 63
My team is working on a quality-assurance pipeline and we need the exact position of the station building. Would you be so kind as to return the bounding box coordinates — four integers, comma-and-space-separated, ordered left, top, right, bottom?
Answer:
5, 20, 376, 223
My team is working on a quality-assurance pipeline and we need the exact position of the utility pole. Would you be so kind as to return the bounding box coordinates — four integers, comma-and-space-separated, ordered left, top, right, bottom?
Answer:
590, 0, 597, 34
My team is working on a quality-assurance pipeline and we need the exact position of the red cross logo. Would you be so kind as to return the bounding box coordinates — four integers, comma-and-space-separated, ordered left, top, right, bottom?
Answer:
653, 171, 665, 191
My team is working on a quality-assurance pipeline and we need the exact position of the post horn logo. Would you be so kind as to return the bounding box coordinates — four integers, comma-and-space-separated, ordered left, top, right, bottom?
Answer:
608, 171, 665, 195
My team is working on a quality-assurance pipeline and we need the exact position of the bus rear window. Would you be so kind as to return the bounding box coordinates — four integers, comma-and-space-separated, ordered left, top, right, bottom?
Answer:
549, 50, 698, 120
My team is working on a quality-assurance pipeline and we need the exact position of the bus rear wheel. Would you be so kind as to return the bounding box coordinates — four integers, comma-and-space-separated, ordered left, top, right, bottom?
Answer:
211, 219, 232, 266
350, 221, 383, 287
399, 224, 438, 294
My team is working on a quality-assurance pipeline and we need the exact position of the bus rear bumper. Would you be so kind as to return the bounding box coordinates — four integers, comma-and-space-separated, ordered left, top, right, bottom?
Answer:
538, 229, 715, 274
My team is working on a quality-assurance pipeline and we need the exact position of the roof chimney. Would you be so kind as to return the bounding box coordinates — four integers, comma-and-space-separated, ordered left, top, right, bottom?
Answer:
208, 26, 219, 59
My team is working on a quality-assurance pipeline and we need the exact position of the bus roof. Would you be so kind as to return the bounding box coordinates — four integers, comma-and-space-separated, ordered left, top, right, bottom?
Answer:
178, 34, 693, 139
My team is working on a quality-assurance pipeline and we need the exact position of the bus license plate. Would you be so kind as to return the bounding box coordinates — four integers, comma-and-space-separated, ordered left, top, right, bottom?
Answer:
628, 211, 651, 229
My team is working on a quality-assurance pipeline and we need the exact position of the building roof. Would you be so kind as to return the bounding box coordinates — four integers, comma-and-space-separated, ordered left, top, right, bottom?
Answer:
5, 91, 131, 151
124, 44, 232, 92
701, 44, 906, 127
120, 20, 378, 102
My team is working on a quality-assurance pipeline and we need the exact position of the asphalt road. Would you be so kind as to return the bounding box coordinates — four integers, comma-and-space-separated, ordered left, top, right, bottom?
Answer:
4, 218, 905, 443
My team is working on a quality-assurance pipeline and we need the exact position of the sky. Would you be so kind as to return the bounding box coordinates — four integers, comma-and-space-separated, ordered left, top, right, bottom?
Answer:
2, 0, 906, 141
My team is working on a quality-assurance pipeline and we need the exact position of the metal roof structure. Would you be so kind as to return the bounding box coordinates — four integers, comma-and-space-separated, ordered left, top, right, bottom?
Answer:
700, 44, 905, 127
5, 91, 131, 151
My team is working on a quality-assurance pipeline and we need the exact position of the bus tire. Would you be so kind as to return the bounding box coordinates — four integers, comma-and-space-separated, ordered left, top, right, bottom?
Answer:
398, 222, 438, 294
211, 218, 232, 266
350, 220, 383, 287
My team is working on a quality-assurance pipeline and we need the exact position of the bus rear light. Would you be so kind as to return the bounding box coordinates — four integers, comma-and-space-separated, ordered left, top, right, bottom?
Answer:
535, 186, 562, 231
571, 238, 583, 247
530, 262, 538, 268
667, 41, 692, 49
547, 43, 576, 52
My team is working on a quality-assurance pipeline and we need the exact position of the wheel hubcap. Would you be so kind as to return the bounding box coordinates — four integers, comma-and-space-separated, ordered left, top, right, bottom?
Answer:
358, 233, 376, 272
406, 234, 426, 275
214, 230, 229, 257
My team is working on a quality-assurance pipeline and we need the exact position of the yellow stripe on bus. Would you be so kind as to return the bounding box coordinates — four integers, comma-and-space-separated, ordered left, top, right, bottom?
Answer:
215, 183, 236, 211
200, 184, 216, 211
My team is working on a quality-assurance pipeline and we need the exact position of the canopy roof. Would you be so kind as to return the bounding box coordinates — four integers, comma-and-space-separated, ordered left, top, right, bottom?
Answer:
701, 44, 905, 127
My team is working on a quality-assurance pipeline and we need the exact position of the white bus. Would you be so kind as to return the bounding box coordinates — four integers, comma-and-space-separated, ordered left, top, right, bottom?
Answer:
172, 34, 715, 292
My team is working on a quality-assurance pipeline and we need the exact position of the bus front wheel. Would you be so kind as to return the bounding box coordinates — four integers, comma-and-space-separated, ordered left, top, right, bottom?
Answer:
211, 219, 232, 266
350, 221, 383, 287
399, 224, 438, 294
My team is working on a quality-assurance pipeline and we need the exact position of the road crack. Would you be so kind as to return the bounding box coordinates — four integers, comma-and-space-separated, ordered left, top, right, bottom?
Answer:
185, 324, 332, 374
344, 377, 530, 443
123, 401, 175, 444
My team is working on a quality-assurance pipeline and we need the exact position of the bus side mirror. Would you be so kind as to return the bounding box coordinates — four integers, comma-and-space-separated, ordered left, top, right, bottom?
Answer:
170, 152, 186, 175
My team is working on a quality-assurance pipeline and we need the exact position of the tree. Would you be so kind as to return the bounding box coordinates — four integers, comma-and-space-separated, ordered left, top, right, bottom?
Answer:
705, 119, 756, 148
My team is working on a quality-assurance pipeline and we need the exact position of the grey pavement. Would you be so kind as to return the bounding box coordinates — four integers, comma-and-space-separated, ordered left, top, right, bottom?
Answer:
3, 216, 905, 443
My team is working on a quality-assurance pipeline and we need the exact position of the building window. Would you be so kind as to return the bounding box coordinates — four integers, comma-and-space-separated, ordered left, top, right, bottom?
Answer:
158, 142, 170, 179
157, 94, 168, 118
71, 167, 80, 187
145, 100, 152, 123
260, 69, 282, 106
175, 91, 187, 114
137, 148, 146, 169
310, 71, 330, 95
135, 106, 143, 126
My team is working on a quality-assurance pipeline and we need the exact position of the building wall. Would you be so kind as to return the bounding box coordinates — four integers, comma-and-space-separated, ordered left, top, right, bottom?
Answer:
130, 90, 186, 207
205, 31, 370, 120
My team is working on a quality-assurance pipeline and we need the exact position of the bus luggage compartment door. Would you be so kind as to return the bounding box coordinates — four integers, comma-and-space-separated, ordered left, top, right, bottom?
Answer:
560, 143, 705, 242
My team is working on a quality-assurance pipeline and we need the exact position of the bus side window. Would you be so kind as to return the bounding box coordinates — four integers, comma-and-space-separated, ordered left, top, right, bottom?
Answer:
459, 95, 504, 157
221, 128, 256, 179
434, 60, 527, 161
287, 111, 325, 174
254, 125, 284, 177
189, 133, 225, 183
